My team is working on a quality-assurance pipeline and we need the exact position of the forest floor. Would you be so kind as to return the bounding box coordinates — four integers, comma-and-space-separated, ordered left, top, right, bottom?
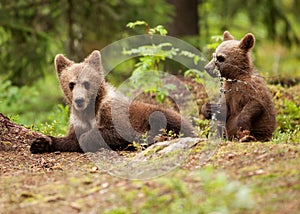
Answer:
0, 82, 300, 214
1, 140, 299, 214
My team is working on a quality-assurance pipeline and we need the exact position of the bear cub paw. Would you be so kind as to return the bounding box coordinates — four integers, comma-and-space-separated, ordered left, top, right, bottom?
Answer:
237, 129, 257, 142
30, 136, 53, 154
201, 103, 221, 119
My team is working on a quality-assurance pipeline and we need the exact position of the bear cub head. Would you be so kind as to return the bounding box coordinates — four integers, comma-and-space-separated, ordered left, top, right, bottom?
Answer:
205, 31, 255, 80
54, 50, 104, 111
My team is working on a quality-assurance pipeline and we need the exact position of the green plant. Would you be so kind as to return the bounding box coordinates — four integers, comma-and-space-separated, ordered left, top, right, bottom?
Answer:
126, 21, 168, 36
131, 132, 150, 152
154, 129, 183, 142
206, 35, 223, 51
123, 21, 205, 103
275, 98, 300, 132
273, 127, 300, 144
271, 87, 300, 143
31, 104, 69, 136
0, 80, 40, 123
193, 118, 212, 138
0, 76, 63, 126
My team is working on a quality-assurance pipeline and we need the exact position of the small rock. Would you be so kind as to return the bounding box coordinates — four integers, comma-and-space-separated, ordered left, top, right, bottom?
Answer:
255, 169, 264, 175
90, 166, 98, 173
228, 153, 235, 159
101, 182, 109, 188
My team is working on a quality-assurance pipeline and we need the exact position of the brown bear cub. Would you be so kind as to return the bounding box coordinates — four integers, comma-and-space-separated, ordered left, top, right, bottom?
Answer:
201, 31, 276, 142
30, 50, 195, 153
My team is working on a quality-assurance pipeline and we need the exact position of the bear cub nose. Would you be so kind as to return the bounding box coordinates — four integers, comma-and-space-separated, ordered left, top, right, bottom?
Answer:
75, 98, 85, 106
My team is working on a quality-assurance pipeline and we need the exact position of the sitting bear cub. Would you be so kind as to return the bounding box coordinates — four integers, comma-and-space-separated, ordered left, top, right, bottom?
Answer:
30, 50, 195, 153
201, 31, 276, 141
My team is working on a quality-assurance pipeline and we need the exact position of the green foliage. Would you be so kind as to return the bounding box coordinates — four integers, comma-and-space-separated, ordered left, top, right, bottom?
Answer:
131, 132, 150, 151
127, 21, 168, 36
276, 98, 300, 132
270, 84, 300, 143
183, 69, 205, 85
0, 0, 62, 86
154, 129, 183, 142
123, 21, 205, 103
193, 118, 212, 138
0, 77, 68, 136
0, 80, 40, 122
31, 104, 69, 136
0, 76, 63, 125
123, 24, 176, 103
205, 35, 223, 51
272, 97, 300, 143
273, 127, 300, 144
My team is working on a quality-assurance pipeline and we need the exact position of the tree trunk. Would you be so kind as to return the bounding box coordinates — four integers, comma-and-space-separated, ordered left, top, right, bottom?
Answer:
167, 0, 199, 37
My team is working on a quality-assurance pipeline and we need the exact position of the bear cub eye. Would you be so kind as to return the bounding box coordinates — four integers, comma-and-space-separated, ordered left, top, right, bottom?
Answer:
216, 55, 225, 62
69, 82, 75, 91
83, 81, 90, 90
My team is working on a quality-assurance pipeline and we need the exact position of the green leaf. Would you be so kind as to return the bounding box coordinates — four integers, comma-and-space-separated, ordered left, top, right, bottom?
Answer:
126, 20, 148, 29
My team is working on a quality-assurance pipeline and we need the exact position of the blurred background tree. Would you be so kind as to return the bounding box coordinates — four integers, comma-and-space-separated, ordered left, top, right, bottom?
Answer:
167, 0, 199, 37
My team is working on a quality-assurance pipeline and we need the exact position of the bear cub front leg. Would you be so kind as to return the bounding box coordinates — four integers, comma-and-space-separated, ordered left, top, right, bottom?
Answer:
201, 103, 225, 120
30, 129, 82, 153
78, 128, 110, 152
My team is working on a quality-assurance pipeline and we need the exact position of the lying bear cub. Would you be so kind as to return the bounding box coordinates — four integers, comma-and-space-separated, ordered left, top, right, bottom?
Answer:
30, 50, 195, 153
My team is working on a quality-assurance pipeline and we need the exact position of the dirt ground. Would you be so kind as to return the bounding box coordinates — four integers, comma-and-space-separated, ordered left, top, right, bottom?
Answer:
1, 134, 300, 213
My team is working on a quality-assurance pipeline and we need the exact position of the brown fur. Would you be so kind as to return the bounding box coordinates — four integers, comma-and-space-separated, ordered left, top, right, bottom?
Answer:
201, 31, 276, 141
30, 50, 195, 153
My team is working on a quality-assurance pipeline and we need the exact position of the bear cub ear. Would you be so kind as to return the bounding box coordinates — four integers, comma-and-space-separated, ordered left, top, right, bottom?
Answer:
239, 33, 255, 51
223, 31, 234, 41
55, 54, 73, 75
85, 50, 102, 71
